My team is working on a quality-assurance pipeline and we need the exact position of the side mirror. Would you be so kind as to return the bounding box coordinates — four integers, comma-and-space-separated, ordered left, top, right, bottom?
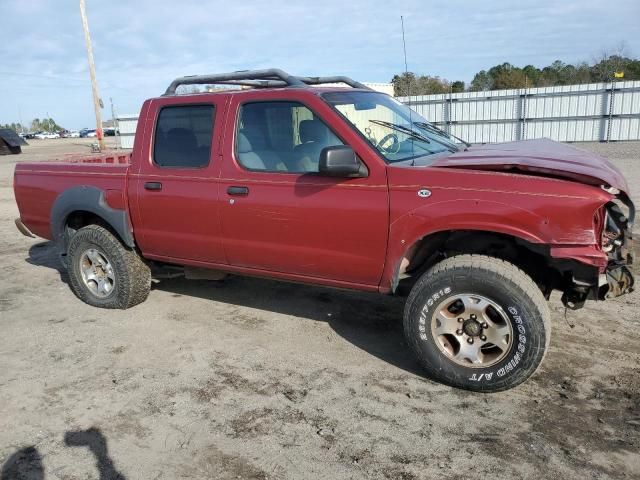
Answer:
318, 146, 362, 177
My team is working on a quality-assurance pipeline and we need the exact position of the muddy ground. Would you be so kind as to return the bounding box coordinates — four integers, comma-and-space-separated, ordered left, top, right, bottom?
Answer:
1, 138, 638, 479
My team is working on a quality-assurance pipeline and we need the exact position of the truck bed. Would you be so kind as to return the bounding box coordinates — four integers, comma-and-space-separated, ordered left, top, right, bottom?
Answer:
14, 152, 132, 240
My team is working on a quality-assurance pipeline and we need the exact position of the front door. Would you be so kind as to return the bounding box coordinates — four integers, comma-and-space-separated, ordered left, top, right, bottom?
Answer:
218, 92, 389, 286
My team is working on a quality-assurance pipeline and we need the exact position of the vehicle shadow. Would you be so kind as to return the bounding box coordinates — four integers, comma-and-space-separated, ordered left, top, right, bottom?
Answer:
154, 275, 425, 377
26, 241, 69, 285
25, 240, 425, 378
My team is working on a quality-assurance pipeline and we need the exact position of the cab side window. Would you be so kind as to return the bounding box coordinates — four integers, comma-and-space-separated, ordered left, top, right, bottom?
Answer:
236, 101, 343, 173
154, 105, 215, 168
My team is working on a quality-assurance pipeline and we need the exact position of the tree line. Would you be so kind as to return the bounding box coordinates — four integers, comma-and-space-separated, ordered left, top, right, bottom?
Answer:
0, 118, 65, 133
392, 54, 640, 96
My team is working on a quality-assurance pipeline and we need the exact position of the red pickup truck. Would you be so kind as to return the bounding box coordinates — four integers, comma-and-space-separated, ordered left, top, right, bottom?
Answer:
14, 69, 635, 391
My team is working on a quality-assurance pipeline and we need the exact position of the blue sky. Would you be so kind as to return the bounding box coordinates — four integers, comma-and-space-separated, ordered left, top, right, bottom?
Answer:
1, 0, 638, 129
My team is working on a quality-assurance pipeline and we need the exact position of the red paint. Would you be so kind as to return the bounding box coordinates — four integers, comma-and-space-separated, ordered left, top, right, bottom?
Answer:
432, 139, 629, 192
105, 189, 125, 210
13, 87, 633, 293
128, 95, 228, 264
217, 89, 389, 284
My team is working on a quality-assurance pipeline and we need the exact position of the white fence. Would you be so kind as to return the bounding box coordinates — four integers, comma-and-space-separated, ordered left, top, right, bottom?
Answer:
398, 80, 640, 144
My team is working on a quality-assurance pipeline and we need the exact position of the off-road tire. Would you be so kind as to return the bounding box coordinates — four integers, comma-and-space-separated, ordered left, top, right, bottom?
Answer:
404, 254, 550, 392
67, 225, 151, 309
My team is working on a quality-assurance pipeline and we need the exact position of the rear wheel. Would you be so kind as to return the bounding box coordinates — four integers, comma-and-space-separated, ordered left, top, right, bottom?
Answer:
403, 255, 550, 392
67, 225, 151, 309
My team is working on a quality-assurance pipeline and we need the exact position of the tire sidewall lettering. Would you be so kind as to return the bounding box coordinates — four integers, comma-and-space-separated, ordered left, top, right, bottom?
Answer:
418, 286, 452, 341
476, 305, 528, 381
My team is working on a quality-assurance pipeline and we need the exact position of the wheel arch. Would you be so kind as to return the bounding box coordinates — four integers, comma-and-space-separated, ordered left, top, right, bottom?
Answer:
51, 186, 135, 254
388, 228, 566, 296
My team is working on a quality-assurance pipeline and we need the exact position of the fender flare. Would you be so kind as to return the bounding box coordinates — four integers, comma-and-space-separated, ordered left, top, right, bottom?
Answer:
50, 185, 135, 251
381, 199, 550, 293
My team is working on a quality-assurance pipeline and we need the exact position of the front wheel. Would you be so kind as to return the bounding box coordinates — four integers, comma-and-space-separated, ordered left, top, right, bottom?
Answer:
403, 255, 550, 392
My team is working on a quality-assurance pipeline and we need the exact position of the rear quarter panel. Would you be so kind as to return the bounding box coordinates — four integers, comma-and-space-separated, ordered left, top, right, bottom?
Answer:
14, 156, 130, 240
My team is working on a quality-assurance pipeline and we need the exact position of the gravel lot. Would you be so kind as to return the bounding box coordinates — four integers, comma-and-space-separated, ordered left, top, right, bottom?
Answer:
1, 138, 638, 479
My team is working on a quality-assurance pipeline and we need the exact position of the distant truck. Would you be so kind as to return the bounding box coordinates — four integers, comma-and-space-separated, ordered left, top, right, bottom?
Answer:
13, 69, 635, 391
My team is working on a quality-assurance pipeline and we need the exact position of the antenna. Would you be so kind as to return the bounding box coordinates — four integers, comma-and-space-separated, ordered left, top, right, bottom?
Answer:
401, 15, 415, 159
401, 16, 411, 100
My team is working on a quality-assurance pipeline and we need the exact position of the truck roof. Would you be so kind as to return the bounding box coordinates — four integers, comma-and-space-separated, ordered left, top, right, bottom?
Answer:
162, 68, 373, 96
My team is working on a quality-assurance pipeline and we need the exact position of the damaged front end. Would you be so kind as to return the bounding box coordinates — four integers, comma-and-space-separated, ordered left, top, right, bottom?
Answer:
598, 194, 635, 300
561, 192, 635, 309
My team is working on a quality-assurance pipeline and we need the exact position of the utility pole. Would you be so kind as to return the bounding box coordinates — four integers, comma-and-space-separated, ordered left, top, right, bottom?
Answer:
79, 0, 105, 150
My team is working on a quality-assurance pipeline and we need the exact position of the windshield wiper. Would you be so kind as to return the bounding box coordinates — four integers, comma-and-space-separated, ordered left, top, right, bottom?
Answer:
413, 121, 471, 148
369, 119, 432, 144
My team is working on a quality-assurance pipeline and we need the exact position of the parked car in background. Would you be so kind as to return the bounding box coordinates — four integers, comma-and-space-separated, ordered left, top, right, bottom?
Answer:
68, 130, 80, 138
80, 129, 96, 138
12, 69, 635, 392
103, 128, 117, 137
34, 132, 60, 139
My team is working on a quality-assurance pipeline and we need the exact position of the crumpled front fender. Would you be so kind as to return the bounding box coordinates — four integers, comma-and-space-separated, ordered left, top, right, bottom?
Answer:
379, 195, 608, 293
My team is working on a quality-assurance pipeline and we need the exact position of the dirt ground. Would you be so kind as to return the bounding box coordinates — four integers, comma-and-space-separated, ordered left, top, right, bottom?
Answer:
1, 138, 638, 480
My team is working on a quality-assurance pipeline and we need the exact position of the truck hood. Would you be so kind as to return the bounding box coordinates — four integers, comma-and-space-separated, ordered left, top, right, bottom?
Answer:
431, 138, 629, 194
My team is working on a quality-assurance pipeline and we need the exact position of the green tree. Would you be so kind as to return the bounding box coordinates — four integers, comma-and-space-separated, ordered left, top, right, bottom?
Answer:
451, 80, 465, 93
391, 72, 417, 96
415, 75, 449, 94
469, 70, 492, 91
521, 65, 541, 86
392, 48, 640, 95
29, 117, 63, 132
591, 54, 639, 82
392, 72, 453, 96
492, 68, 527, 89
0, 123, 25, 133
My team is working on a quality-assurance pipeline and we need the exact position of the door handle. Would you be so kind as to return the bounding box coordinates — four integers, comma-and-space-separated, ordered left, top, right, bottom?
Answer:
144, 181, 162, 191
227, 186, 249, 196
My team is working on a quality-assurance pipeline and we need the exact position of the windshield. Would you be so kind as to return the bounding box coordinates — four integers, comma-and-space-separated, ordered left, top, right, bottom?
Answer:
322, 91, 464, 164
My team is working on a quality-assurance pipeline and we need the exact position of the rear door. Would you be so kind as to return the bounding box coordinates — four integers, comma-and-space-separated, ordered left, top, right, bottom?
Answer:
130, 95, 228, 264
218, 90, 389, 286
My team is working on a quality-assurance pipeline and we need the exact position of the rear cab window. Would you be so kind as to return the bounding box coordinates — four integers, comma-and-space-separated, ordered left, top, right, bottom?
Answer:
154, 105, 215, 168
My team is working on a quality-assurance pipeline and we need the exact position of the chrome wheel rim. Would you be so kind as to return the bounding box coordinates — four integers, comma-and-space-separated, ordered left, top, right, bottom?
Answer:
79, 248, 115, 298
430, 293, 513, 368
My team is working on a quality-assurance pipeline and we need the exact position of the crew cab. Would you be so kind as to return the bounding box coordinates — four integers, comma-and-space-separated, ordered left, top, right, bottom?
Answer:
13, 69, 635, 391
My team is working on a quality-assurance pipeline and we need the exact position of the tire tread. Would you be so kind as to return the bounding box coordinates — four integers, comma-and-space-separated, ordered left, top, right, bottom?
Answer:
67, 225, 151, 309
